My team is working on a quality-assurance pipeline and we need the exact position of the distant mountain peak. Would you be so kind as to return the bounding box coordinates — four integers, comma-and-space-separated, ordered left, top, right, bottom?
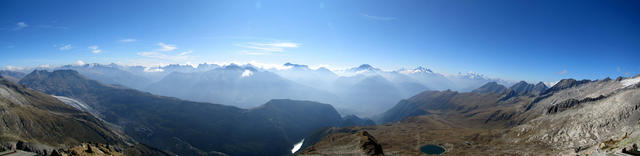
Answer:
284, 62, 310, 69
413, 66, 433, 73
509, 81, 532, 90
398, 66, 434, 74
223, 63, 243, 70
499, 81, 549, 100
452, 71, 486, 80
19, 70, 90, 91
472, 81, 507, 94
513, 81, 529, 85
349, 64, 380, 73
357, 64, 374, 69
548, 78, 591, 91
196, 63, 219, 69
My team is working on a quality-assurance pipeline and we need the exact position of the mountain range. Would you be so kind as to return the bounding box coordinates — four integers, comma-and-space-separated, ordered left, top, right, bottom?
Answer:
15, 69, 372, 156
1, 62, 515, 116
2, 64, 639, 155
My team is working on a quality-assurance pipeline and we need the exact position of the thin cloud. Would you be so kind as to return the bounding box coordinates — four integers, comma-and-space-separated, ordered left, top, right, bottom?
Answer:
34, 25, 68, 30
255, 1, 262, 9
157, 42, 177, 51
237, 42, 299, 53
4, 22, 68, 31
88, 45, 102, 54
13, 22, 28, 30
137, 42, 193, 62
138, 51, 191, 61
557, 69, 568, 75
245, 52, 269, 55
120, 38, 137, 43
74, 60, 86, 66
178, 50, 192, 56
240, 50, 270, 55
59, 44, 72, 50
361, 14, 396, 21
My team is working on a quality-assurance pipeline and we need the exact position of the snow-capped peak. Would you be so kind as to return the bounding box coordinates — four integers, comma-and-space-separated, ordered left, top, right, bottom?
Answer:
398, 66, 433, 74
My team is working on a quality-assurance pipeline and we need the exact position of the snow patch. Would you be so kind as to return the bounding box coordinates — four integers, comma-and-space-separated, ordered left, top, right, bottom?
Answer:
54, 96, 93, 111
143, 67, 164, 72
621, 77, 640, 87
291, 138, 304, 154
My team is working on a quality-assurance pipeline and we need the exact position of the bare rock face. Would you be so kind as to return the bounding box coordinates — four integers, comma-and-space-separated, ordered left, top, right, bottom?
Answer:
500, 81, 549, 101
300, 129, 384, 156
508, 77, 640, 153
359, 131, 385, 155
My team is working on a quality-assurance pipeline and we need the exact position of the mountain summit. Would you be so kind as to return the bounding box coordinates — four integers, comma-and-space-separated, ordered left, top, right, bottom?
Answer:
472, 82, 507, 94
349, 64, 380, 72
284, 62, 310, 69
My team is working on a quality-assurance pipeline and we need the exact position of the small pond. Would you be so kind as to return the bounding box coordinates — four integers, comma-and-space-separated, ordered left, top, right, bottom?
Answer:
420, 144, 445, 155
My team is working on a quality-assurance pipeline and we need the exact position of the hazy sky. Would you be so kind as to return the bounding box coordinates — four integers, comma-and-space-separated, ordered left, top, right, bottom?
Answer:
1, 0, 639, 82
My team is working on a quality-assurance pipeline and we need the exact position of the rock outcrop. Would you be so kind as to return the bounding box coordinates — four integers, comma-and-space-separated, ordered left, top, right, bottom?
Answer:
300, 128, 384, 156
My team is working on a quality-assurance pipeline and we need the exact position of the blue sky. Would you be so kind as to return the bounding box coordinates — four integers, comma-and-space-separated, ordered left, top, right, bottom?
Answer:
1, 0, 639, 82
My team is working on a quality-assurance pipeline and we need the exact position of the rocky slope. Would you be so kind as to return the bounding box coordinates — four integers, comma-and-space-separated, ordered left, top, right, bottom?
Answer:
0, 77, 127, 155
506, 76, 640, 154
299, 128, 384, 156
304, 76, 640, 155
